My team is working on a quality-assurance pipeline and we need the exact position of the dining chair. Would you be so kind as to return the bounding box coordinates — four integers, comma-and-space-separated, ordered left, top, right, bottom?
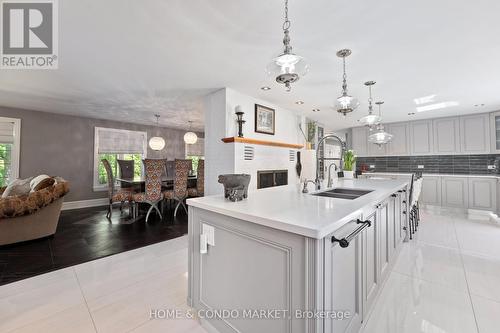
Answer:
133, 159, 164, 222
117, 159, 134, 189
163, 159, 190, 217
188, 159, 204, 198
101, 159, 134, 219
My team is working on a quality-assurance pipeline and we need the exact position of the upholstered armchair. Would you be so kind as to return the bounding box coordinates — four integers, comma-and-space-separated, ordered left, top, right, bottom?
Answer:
163, 159, 190, 217
133, 159, 165, 222
102, 159, 134, 218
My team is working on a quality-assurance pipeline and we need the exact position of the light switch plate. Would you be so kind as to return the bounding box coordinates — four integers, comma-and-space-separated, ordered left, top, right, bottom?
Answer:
200, 234, 207, 254
417, 165, 424, 169
203, 224, 215, 246
369, 165, 375, 169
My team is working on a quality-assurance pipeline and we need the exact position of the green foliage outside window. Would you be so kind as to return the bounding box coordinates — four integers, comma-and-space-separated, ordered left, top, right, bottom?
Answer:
98, 153, 143, 184
0, 144, 12, 187
187, 156, 202, 174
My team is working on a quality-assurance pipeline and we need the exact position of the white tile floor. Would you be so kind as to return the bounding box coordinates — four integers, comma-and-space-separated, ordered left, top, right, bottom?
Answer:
1, 209, 499, 333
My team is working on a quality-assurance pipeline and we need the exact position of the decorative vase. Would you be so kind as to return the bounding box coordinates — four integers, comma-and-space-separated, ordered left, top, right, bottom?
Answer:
343, 170, 354, 179
296, 151, 302, 177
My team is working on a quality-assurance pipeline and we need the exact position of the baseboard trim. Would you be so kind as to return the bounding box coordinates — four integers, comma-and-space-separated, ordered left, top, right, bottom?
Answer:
62, 198, 108, 211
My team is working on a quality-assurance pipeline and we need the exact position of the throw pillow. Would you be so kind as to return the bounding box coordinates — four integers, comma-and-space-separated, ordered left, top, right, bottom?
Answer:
29, 174, 51, 192
33, 177, 55, 191
1, 177, 34, 198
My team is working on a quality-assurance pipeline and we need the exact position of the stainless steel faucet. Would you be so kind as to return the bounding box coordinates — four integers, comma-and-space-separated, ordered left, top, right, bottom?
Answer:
302, 180, 317, 193
315, 134, 347, 191
327, 163, 338, 188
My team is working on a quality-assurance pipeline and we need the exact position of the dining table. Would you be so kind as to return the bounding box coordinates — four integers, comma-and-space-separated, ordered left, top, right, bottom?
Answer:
116, 175, 198, 188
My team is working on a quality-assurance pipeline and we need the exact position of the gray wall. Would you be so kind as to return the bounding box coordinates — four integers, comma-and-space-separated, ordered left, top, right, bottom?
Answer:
0, 106, 201, 201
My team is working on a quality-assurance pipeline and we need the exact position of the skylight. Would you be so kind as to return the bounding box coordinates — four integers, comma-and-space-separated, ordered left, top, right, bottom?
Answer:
416, 101, 459, 112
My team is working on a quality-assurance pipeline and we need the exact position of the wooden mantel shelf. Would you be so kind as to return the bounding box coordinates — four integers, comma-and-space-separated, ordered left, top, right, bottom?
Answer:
221, 137, 304, 149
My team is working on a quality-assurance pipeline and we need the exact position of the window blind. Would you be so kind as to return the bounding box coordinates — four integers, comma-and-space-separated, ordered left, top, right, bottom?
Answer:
96, 127, 147, 154
0, 121, 14, 143
186, 138, 204, 156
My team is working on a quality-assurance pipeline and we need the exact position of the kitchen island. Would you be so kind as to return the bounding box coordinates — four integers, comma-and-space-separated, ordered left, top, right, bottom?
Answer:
187, 179, 409, 333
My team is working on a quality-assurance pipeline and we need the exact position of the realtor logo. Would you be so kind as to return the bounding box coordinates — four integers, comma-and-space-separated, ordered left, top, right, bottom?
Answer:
1, 0, 58, 69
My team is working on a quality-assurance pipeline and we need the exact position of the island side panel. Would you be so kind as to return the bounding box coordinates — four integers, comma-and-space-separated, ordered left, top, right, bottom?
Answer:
188, 206, 323, 333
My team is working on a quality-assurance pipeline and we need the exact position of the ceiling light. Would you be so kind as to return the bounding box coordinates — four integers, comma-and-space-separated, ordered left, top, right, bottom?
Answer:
416, 101, 459, 112
335, 49, 359, 116
261, 86, 271, 91
408, 112, 415, 115
368, 102, 394, 146
358, 81, 381, 128
266, 0, 308, 92
414, 94, 436, 105
474, 103, 485, 107
295, 100, 304, 105
149, 114, 166, 151
184, 121, 198, 145
312, 108, 320, 112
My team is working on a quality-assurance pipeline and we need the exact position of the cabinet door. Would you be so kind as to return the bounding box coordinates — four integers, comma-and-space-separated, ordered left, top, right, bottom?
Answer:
387, 122, 409, 156
324, 221, 363, 333
490, 112, 500, 154
433, 117, 460, 154
387, 195, 397, 260
410, 120, 434, 155
420, 176, 442, 206
377, 201, 390, 281
441, 177, 468, 208
460, 114, 490, 154
351, 127, 368, 157
468, 178, 497, 211
363, 211, 379, 316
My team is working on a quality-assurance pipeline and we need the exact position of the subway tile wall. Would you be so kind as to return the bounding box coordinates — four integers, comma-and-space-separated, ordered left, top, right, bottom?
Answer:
356, 155, 500, 175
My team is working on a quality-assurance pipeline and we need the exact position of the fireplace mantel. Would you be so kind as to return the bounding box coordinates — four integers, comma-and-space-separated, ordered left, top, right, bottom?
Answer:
221, 137, 304, 149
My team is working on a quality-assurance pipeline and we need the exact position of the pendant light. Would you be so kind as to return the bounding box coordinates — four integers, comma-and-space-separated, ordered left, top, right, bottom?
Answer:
368, 101, 394, 147
266, 0, 309, 92
335, 49, 359, 115
149, 114, 166, 151
359, 81, 381, 128
184, 121, 198, 144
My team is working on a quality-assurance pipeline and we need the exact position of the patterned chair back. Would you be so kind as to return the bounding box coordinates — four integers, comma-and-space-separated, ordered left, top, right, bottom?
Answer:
174, 159, 191, 198
197, 159, 205, 196
101, 159, 115, 197
143, 159, 165, 202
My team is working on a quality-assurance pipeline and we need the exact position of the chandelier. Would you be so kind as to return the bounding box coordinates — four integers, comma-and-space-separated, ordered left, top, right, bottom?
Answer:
358, 81, 381, 128
266, 0, 308, 92
149, 114, 166, 151
184, 121, 198, 144
368, 101, 394, 147
335, 49, 359, 115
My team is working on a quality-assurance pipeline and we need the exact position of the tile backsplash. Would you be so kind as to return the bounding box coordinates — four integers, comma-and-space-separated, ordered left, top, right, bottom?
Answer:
356, 154, 500, 175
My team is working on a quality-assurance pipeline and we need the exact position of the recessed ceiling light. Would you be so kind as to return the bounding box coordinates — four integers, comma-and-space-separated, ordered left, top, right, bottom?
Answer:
312, 108, 320, 112
295, 101, 304, 105
408, 112, 415, 116
474, 103, 485, 107
414, 94, 436, 105
261, 86, 271, 91
416, 101, 459, 112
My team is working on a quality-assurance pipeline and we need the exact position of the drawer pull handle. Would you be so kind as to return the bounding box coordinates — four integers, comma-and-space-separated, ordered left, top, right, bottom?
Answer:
331, 219, 371, 248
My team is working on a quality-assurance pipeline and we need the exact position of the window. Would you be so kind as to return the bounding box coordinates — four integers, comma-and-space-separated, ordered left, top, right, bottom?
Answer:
93, 127, 147, 191
0, 117, 21, 187
186, 137, 204, 173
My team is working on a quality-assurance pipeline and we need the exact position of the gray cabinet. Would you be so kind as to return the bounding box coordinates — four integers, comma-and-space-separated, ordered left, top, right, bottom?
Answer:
433, 117, 460, 154
460, 114, 490, 154
387, 195, 397, 261
325, 221, 363, 333
490, 111, 500, 154
441, 177, 468, 208
468, 178, 497, 211
421, 176, 442, 206
387, 122, 410, 156
351, 127, 368, 157
410, 120, 434, 155
377, 200, 391, 282
362, 211, 379, 317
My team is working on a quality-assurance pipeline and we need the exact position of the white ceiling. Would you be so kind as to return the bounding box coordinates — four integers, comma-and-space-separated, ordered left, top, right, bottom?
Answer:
1, 0, 500, 131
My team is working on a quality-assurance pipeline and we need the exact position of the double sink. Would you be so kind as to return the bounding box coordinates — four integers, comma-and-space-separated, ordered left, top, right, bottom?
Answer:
312, 188, 373, 200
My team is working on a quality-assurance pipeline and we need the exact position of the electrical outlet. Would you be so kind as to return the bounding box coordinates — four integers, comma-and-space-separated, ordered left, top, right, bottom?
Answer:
370, 165, 375, 169
487, 165, 496, 170
417, 165, 424, 169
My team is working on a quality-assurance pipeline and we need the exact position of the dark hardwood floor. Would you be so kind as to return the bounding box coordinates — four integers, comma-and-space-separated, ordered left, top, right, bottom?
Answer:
0, 204, 188, 286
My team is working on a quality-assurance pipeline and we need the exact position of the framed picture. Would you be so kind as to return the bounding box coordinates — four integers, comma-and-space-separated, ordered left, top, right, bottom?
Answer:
254, 104, 275, 135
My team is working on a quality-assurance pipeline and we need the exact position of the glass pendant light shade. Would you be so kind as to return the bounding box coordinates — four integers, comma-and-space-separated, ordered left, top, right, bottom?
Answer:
149, 136, 166, 151
184, 132, 198, 144
266, 0, 308, 92
358, 81, 381, 127
335, 49, 359, 115
149, 114, 166, 151
368, 125, 394, 146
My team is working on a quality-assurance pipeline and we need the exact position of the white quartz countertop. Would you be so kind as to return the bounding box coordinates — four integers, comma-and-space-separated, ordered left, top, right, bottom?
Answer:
187, 179, 408, 239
